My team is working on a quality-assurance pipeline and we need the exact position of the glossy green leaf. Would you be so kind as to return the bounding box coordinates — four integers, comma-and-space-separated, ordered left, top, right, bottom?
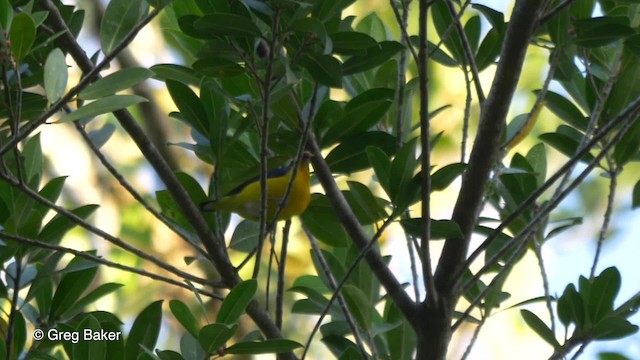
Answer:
342, 41, 404, 75
633, 179, 640, 209
300, 195, 350, 247
225, 339, 303, 355
366, 146, 391, 196
539, 90, 588, 131
229, 219, 259, 252
312, 0, 355, 22
521, 309, 560, 348
573, 17, 634, 48
431, 163, 466, 191
325, 131, 396, 174
432, 0, 463, 62
216, 279, 257, 325
151, 64, 201, 86
58, 95, 148, 123
342, 285, 373, 330
166, 80, 208, 136
592, 317, 639, 340
526, 143, 547, 187
22, 133, 42, 185
384, 302, 415, 360
0, 0, 13, 29
400, 218, 463, 240
193, 13, 261, 37
62, 283, 124, 319
389, 138, 417, 209
87, 123, 116, 149
472, 4, 504, 32
330, 31, 378, 55
192, 57, 244, 78
465, 15, 481, 53
124, 300, 163, 360
38, 205, 99, 246
170, 300, 199, 338
198, 323, 237, 354
9, 13, 36, 62
345, 181, 388, 224
72, 315, 106, 360
79, 68, 154, 100
539, 130, 594, 163
100, 0, 149, 54
625, 34, 640, 57
50, 257, 99, 319
299, 53, 342, 88
322, 88, 394, 145
588, 267, 621, 323
557, 283, 584, 328
475, 27, 504, 71
44, 48, 68, 103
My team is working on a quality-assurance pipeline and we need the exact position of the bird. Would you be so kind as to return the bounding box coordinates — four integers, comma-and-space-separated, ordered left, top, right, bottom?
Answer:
200, 153, 311, 222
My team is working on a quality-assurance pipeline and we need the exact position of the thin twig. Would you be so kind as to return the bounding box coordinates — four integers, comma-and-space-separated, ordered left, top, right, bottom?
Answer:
590, 157, 618, 279
418, 0, 437, 306
0, 231, 223, 299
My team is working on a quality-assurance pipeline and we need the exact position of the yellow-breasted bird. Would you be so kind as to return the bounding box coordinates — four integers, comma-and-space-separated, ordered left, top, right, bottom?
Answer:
200, 154, 311, 221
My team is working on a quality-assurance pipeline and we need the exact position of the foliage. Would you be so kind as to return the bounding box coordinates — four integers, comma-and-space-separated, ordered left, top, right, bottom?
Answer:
1, 0, 640, 359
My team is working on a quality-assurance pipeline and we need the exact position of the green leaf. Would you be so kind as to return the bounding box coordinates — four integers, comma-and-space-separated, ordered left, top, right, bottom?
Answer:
124, 300, 163, 360
100, 0, 149, 54
573, 17, 635, 48
431, 163, 466, 191
345, 181, 388, 224
169, 300, 199, 338
229, 220, 259, 253
300, 194, 350, 247
198, 323, 237, 354
633, 179, 640, 209
588, 267, 621, 323
299, 53, 343, 88
22, 133, 42, 185
216, 279, 257, 325
192, 57, 244, 78
540, 90, 588, 131
166, 80, 208, 136
614, 112, 640, 166
322, 88, 394, 145
330, 32, 378, 55
520, 309, 560, 348
366, 145, 391, 195
72, 315, 106, 360
58, 95, 148, 123
400, 218, 463, 240
9, 13, 36, 62
62, 283, 124, 319
79, 68, 154, 100
151, 64, 201, 87
325, 131, 396, 174
193, 13, 261, 37
384, 302, 415, 360
475, 27, 504, 71
342, 285, 373, 330
343, 41, 404, 75
312, 0, 355, 23
87, 123, 116, 149
44, 48, 68, 103
539, 131, 594, 163
0, 0, 13, 29
592, 317, 639, 340
225, 339, 302, 355
557, 283, 584, 328
432, 0, 464, 62
389, 138, 418, 209
526, 143, 547, 187
50, 256, 99, 319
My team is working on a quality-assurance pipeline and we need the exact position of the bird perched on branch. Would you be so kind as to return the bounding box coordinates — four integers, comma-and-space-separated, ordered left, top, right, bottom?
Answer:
200, 153, 311, 221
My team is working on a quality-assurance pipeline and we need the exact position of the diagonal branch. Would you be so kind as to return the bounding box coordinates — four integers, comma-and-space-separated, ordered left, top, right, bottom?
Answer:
434, 0, 544, 295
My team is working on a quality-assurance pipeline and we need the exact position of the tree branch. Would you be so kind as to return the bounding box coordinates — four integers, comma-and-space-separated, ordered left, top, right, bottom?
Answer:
434, 0, 544, 295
